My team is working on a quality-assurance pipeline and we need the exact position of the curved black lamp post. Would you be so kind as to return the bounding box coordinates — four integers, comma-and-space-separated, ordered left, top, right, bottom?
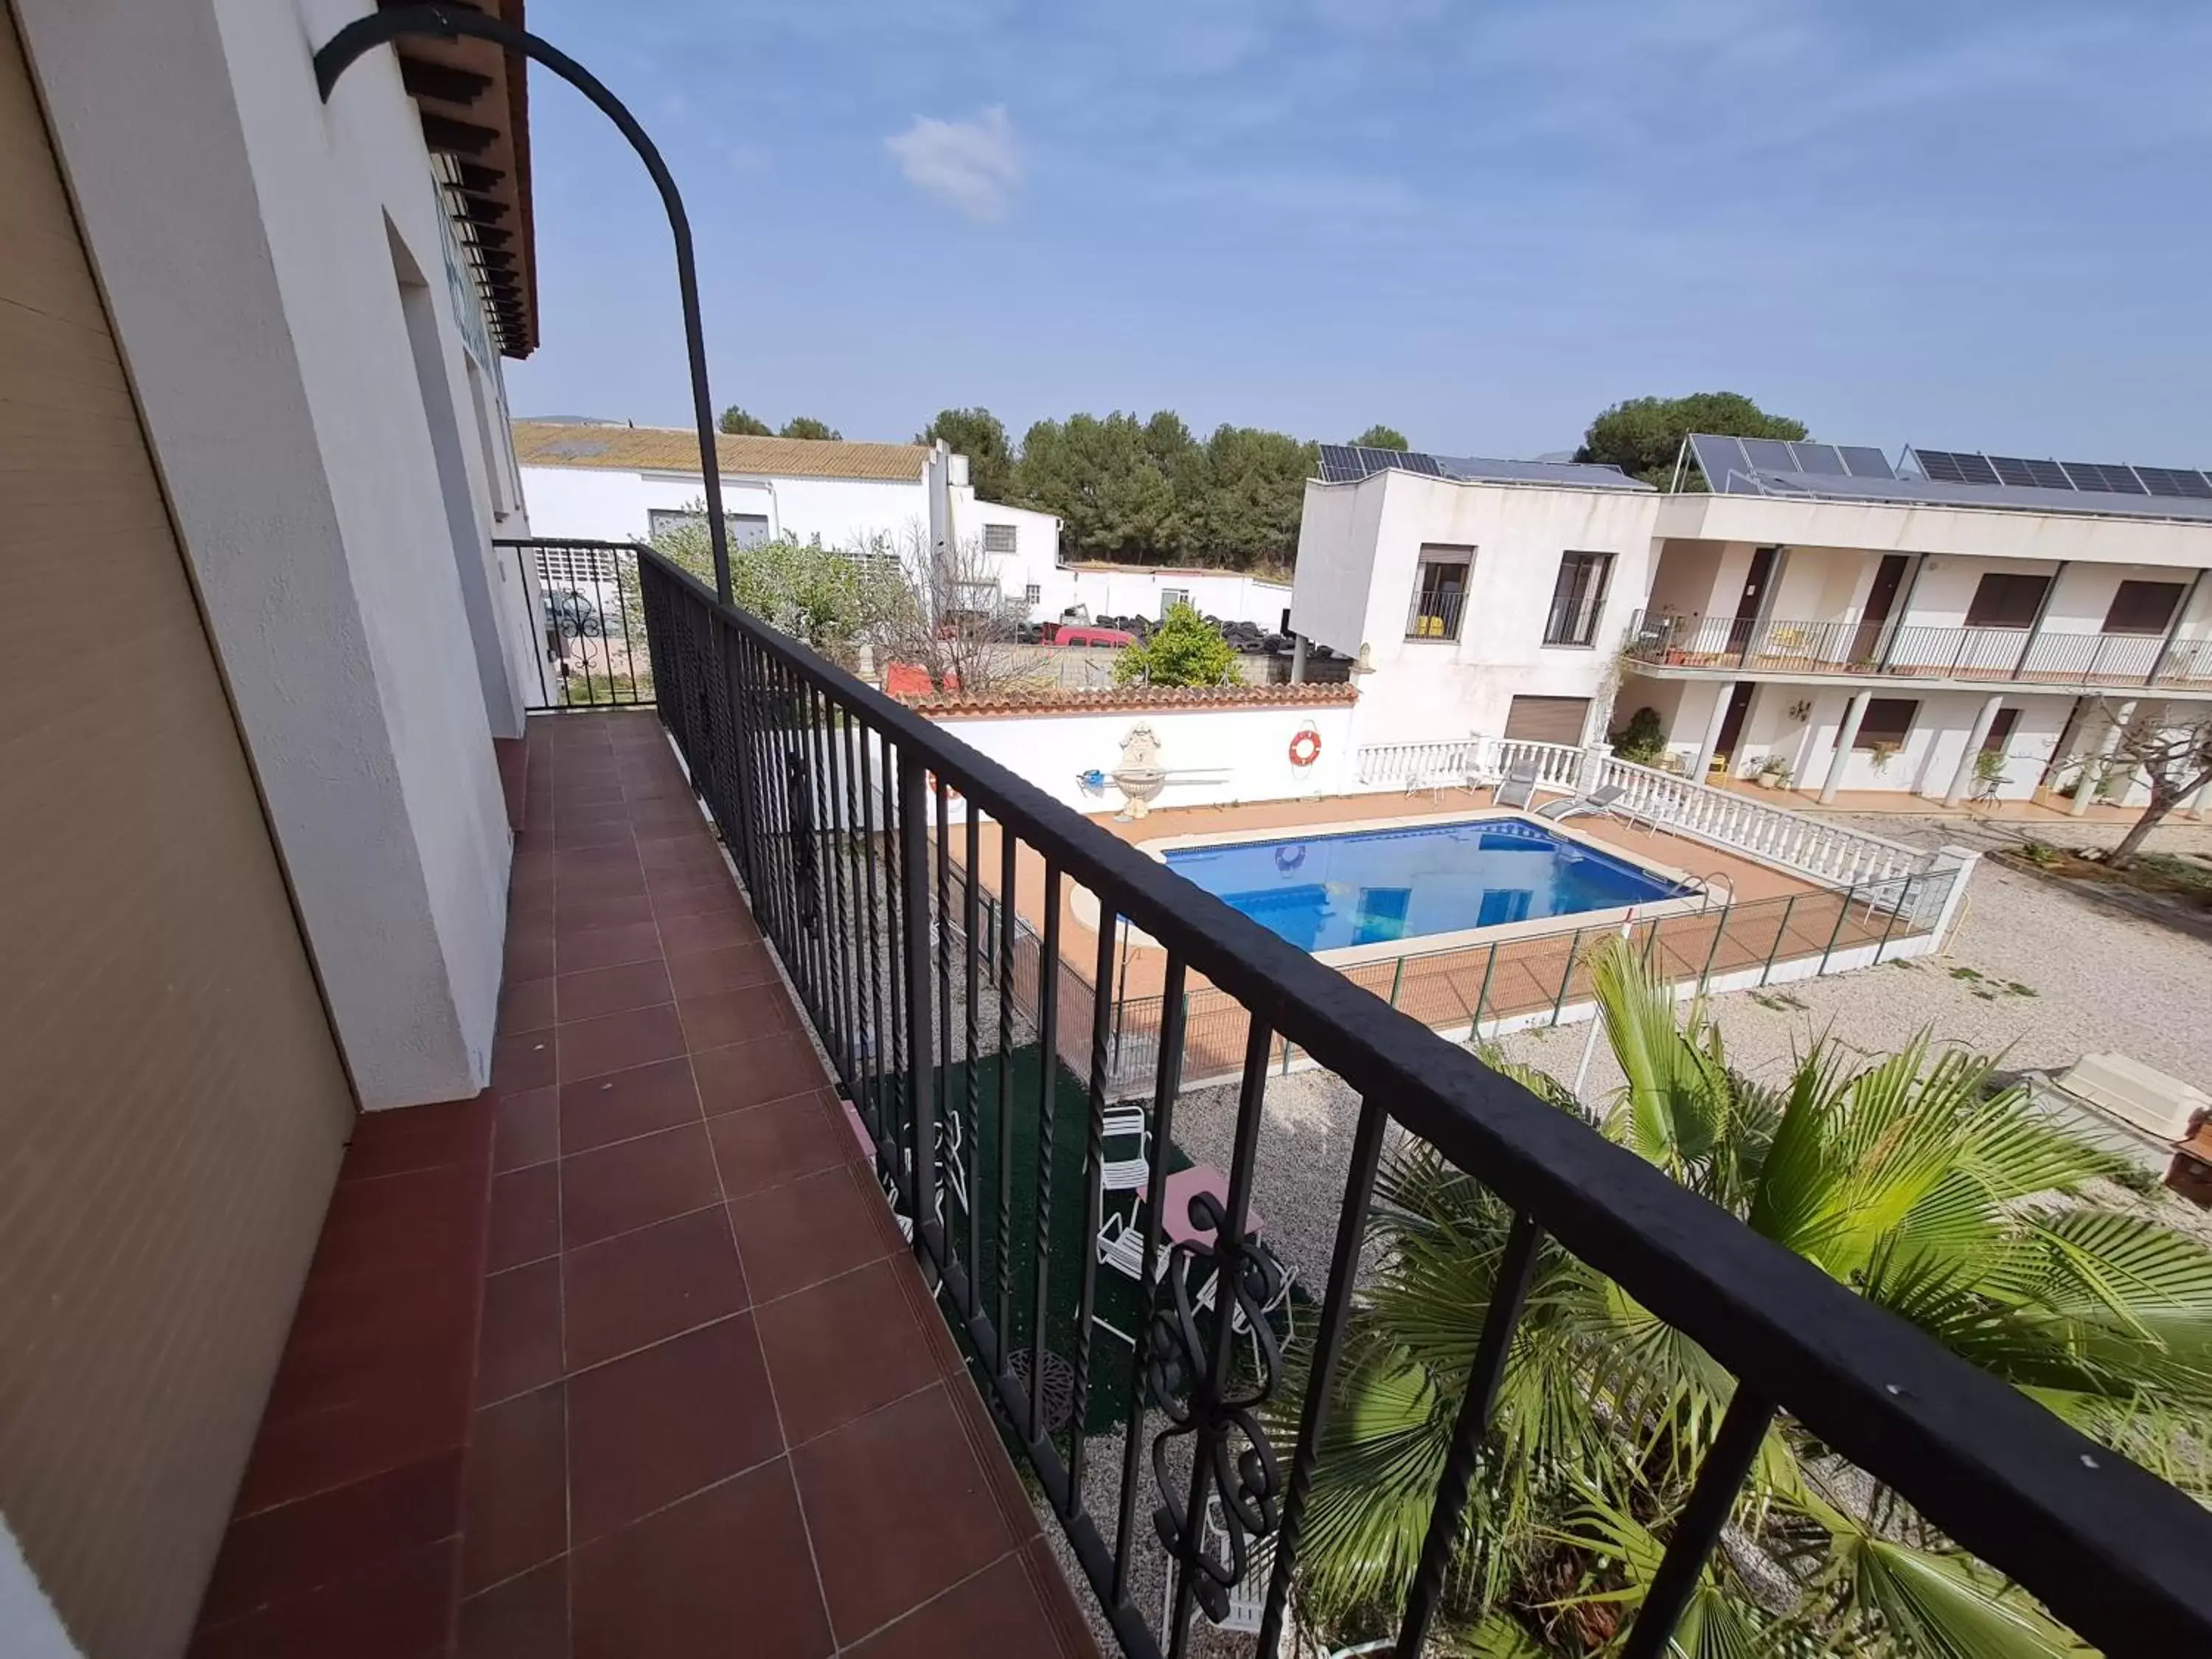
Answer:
314, 4, 734, 603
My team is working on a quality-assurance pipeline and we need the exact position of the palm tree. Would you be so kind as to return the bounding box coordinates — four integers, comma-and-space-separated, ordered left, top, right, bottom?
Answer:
1273, 939, 2212, 1655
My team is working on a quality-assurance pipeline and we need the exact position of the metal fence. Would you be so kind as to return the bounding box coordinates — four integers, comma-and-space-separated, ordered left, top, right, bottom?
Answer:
636, 542, 2211, 1659
498, 537, 654, 711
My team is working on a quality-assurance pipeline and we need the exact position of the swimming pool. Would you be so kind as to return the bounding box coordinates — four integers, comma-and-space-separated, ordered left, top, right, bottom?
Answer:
1160, 816, 1692, 953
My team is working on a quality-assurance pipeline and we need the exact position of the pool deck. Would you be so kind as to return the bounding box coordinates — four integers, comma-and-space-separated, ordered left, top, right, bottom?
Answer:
971, 785, 1823, 1005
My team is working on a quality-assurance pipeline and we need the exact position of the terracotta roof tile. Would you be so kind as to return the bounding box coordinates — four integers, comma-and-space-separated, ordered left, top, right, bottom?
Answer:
512, 422, 929, 483
902, 682, 1357, 717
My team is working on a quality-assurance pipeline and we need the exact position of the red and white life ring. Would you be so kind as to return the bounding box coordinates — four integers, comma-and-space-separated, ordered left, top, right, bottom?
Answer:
1287, 727, 1323, 768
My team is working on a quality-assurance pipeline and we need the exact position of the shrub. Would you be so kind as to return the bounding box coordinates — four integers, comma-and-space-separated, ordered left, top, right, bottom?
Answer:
1112, 602, 1238, 687
1608, 705, 1666, 763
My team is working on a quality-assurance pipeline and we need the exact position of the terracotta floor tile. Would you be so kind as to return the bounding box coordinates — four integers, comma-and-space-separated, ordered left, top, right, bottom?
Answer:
555, 959, 673, 1023
235, 1366, 472, 1516
458, 1557, 568, 1659
676, 984, 794, 1051
556, 1002, 687, 1084
189, 1538, 456, 1659
552, 818, 635, 851
487, 1166, 560, 1271
551, 780, 622, 806
557, 1057, 700, 1155
844, 1553, 1062, 1658
462, 1385, 566, 1593
643, 863, 737, 905
552, 796, 636, 829
497, 976, 557, 1036
691, 1031, 830, 1116
560, 863, 647, 902
504, 925, 555, 985
753, 1261, 939, 1445
554, 891, 657, 937
554, 842, 643, 877
338, 1094, 493, 1183
553, 919, 663, 975
560, 1122, 721, 1249
664, 940, 777, 1000
792, 1385, 1014, 1644
490, 1030, 556, 1095
563, 1208, 748, 1371
476, 1260, 563, 1406
707, 1092, 848, 1200
655, 907, 760, 959
198, 1449, 462, 1626
728, 1166, 891, 1301
493, 1088, 558, 1173
566, 1316, 782, 1544
636, 832, 723, 871
651, 883, 745, 922
569, 1464, 830, 1659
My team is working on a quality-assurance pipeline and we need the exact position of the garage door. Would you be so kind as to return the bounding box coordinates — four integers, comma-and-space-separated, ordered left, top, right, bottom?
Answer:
1503, 695, 1591, 745
1, 18, 355, 1655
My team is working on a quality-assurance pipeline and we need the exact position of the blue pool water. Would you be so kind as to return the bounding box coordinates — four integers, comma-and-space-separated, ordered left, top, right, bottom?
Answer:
1162, 817, 1690, 953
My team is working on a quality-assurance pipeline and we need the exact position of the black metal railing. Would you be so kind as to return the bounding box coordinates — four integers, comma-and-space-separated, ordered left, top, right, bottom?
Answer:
635, 542, 2211, 1659
1629, 606, 2212, 689
1405, 585, 1466, 641
498, 538, 655, 711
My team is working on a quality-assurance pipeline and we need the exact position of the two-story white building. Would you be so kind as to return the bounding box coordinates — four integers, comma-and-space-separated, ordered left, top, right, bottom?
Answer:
1293, 439, 2212, 813
1290, 447, 1663, 748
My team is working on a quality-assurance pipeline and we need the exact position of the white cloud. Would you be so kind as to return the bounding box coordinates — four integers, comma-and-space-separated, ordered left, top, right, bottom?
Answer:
885, 105, 1020, 221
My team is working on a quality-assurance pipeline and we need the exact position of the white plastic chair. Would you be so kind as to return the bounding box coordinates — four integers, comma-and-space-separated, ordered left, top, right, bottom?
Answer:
1101, 1107, 1150, 1194
1093, 1210, 1149, 1347
1194, 1242, 1298, 1374
1163, 1495, 1275, 1635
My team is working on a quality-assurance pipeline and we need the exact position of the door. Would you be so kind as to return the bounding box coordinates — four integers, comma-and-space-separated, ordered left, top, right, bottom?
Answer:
1711, 681, 1757, 772
1849, 554, 1910, 664
1503, 695, 1591, 745
1728, 546, 1777, 655
1, 23, 355, 1655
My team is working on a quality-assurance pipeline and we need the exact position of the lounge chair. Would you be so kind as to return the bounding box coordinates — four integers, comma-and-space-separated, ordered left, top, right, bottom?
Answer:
1492, 761, 1540, 810
1534, 783, 1627, 823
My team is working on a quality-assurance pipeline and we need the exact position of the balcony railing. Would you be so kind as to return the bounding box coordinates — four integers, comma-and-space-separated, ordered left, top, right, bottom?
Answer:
633, 543, 2212, 1658
498, 536, 654, 711
1405, 585, 1466, 641
1628, 607, 2212, 689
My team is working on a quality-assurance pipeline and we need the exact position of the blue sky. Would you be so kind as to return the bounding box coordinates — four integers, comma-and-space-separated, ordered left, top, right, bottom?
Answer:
506, 1, 2212, 463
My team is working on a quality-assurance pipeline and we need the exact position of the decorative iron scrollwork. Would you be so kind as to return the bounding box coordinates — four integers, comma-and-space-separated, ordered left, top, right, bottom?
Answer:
1145, 1190, 1284, 1622
786, 751, 819, 933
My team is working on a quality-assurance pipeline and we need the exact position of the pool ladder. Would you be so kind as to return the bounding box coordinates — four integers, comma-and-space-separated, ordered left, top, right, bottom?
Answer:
1696, 871, 1737, 912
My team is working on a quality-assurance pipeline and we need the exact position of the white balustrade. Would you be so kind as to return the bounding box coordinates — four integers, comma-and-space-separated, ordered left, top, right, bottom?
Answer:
1596, 753, 1925, 886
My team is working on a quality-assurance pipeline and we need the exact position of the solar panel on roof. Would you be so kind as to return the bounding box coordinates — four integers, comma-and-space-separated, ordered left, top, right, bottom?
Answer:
1739, 438, 1798, 474
1686, 434, 1755, 493
2135, 466, 2212, 501
2061, 462, 2148, 495
1838, 445, 1896, 479
1788, 442, 1847, 476
1989, 455, 2042, 488
1920, 449, 2002, 486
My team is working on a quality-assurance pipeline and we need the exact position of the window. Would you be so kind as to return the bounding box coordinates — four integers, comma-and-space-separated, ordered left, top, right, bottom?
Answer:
1982, 707, 2020, 755
1406, 545, 1471, 639
952, 579, 1001, 612
647, 508, 769, 549
2102, 580, 2186, 636
1852, 698, 1918, 751
1502, 695, 1590, 745
1543, 551, 1614, 647
1161, 588, 1190, 618
982, 522, 1018, 554
1964, 572, 2049, 628
1024, 583, 1041, 605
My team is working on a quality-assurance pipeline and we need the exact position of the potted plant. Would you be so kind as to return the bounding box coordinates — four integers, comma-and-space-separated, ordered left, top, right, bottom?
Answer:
1756, 754, 1794, 790
1868, 739, 1901, 776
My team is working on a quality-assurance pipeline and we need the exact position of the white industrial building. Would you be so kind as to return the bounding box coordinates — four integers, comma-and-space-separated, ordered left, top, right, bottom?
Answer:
1293, 439, 2212, 810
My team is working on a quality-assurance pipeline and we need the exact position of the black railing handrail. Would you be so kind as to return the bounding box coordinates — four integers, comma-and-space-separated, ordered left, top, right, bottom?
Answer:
639, 541, 2212, 1655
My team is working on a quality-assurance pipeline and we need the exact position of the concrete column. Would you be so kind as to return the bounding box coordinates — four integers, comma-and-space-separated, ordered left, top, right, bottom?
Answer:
2070, 700, 2132, 818
1690, 684, 1734, 780
1290, 633, 1307, 684
1943, 694, 2006, 807
1821, 689, 1873, 804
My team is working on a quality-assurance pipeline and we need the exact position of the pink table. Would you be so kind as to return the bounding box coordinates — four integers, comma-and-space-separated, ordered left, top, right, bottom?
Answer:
1144, 1164, 1262, 1249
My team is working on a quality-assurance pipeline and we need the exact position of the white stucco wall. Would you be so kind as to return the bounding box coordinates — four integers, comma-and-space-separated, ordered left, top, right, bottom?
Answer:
1034, 565, 1293, 628
922, 700, 1360, 816
19, 0, 522, 1107
1293, 471, 1663, 751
